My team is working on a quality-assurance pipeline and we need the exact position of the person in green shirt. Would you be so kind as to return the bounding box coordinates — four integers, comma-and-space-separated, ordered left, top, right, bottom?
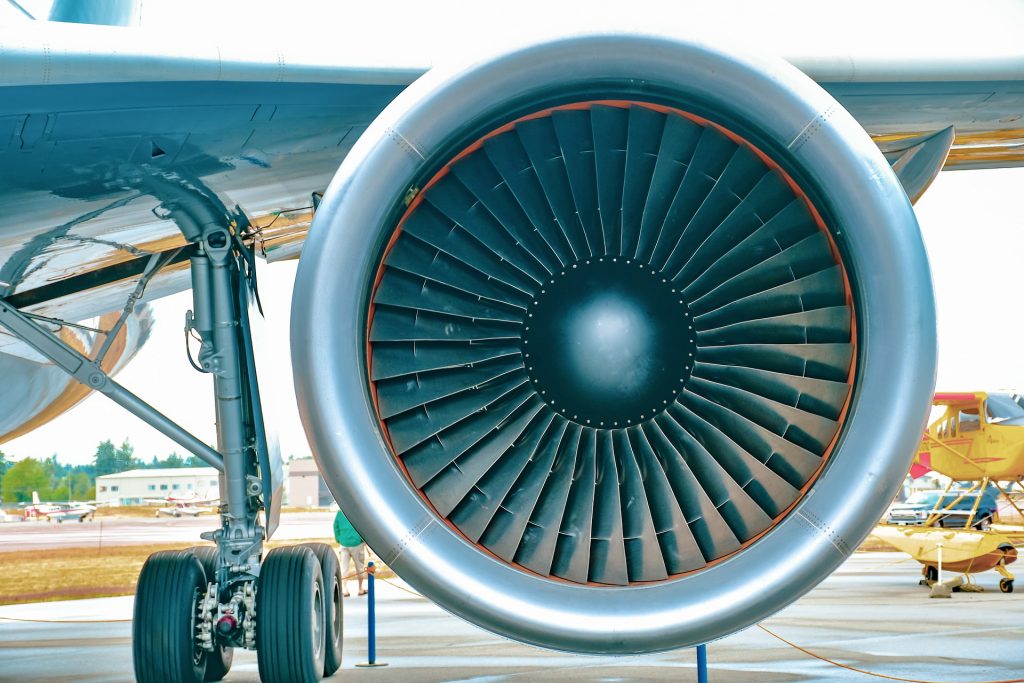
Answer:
333, 510, 367, 596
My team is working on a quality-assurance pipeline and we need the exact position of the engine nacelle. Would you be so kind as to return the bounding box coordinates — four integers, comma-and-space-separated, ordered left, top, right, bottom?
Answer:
292, 33, 936, 654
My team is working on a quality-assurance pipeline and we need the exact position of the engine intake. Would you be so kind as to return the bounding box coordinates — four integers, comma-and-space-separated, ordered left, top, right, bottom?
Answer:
292, 33, 936, 654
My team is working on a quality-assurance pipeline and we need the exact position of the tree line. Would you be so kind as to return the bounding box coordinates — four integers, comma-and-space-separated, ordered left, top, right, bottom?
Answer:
0, 439, 208, 504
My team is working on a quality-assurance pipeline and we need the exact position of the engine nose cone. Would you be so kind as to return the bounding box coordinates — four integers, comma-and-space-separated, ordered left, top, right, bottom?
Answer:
524, 259, 694, 426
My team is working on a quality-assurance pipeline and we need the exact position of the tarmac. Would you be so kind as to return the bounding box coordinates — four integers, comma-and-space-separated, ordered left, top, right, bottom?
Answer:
0, 512, 335, 549
1, 552, 1022, 683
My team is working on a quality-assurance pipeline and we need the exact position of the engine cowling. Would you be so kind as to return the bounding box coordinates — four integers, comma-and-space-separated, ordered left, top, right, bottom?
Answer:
291, 33, 936, 654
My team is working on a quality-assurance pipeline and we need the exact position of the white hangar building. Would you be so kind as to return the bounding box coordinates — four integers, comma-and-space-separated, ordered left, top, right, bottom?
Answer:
95, 467, 220, 505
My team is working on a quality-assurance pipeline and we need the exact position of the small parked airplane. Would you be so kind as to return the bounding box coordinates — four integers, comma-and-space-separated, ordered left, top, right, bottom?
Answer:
875, 392, 1024, 593
155, 501, 213, 518
144, 492, 219, 517
22, 491, 96, 522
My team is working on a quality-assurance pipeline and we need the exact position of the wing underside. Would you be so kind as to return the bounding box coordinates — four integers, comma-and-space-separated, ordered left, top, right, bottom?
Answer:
0, 22, 1021, 340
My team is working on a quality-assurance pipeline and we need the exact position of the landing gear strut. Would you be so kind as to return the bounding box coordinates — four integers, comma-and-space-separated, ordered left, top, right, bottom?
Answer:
0, 214, 329, 682
996, 550, 1015, 593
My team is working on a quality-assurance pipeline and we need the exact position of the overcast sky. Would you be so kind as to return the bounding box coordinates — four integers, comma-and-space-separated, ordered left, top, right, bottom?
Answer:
4, 166, 1023, 466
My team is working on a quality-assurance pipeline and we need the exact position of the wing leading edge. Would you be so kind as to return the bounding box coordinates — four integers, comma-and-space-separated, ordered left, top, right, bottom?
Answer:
0, 19, 1021, 321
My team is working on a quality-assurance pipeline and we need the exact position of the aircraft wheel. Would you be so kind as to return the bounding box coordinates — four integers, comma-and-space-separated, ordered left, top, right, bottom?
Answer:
257, 545, 326, 683
925, 565, 938, 583
975, 515, 991, 531
186, 546, 234, 682
1000, 578, 1014, 593
303, 543, 344, 677
132, 550, 207, 683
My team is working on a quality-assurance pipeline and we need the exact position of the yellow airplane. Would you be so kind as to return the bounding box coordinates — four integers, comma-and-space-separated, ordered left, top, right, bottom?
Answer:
873, 392, 1024, 593
913, 392, 1024, 481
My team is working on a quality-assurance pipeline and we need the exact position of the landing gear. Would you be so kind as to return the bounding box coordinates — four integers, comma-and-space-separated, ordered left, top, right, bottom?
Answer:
304, 543, 344, 677
921, 564, 938, 585
186, 546, 234, 682
995, 552, 1015, 594
257, 546, 327, 683
132, 550, 208, 683
0, 216, 304, 680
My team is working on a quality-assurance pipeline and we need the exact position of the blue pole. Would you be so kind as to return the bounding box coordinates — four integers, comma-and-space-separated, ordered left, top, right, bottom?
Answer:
367, 562, 377, 663
355, 561, 387, 667
697, 643, 708, 683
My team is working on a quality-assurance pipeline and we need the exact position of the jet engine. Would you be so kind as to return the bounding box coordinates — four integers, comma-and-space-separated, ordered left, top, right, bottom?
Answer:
291, 33, 936, 654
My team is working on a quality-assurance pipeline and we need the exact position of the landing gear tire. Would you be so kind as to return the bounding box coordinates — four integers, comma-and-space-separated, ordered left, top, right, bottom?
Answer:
257, 545, 326, 683
132, 550, 207, 683
303, 543, 344, 677
925, 565, 938, 583
186, 546, 234, 682
1000, 578, 1014, 593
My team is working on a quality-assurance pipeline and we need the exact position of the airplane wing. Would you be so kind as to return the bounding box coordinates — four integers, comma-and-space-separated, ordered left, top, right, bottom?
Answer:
932, 392, 988, 406
0, 20, 1017, 441
0, 20, 1020, 332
